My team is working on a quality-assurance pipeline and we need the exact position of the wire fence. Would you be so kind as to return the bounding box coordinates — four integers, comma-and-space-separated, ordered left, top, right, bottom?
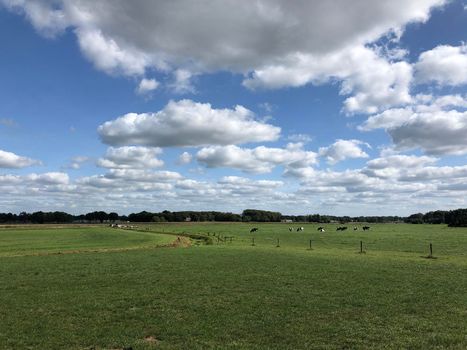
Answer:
127, 227, 457, 259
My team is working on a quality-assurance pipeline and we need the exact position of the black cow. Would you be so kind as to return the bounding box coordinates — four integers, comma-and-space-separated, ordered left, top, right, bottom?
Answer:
317, 227, 325, 232
362, 226, 370, 231
337, 226, 348, 231
250, 228, 259, 233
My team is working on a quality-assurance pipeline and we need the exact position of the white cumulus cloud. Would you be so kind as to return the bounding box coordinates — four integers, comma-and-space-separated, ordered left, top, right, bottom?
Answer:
360, 95, 467, 155
197, 143, 318, 174
169, 69, 195, 94
98, 99, 280, 147
2, 0, 444, 72
97, 146, 164, 169
136, 78, 159, 95
76, 28, 151, 76
389, 110, 467, 155
2, 0, 447, 110
363, 154, 438, 178
26, 172, 69, 185
319, 140, 370, 165
415, 44, 467, 86
0, 149, 41, 168
177, 152, 192, 165
244, 46, 414, 114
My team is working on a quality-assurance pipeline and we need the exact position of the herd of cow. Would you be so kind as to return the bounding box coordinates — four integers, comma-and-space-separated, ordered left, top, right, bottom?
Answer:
250, 226, 370, 233
336, 226, 371, 231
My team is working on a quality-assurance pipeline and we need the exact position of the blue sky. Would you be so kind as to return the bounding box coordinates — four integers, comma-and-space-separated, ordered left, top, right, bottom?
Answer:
0, 0, 466, 215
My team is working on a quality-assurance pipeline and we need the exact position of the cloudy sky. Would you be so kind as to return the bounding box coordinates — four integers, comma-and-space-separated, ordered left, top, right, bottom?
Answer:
0, 0, 466, 216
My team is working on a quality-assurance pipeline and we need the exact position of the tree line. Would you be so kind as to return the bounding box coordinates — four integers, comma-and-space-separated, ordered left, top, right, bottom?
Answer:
0, 209, 402, 224
405, 209, 467, 227
0, 211, 125, 224
1, 208, 467, 227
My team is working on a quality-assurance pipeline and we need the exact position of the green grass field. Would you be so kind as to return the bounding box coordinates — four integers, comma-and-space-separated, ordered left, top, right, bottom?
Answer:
0, 223, 466, 349
0, 226, 175, 257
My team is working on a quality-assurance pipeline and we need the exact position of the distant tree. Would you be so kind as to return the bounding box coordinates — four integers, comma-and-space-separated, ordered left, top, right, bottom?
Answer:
152, 215, 166, 222
423, 210, 447, 224
242, 215, 251, 222
128, 211, 153, 222
405, 213, 424, 224
31, 211, 45, 224
242, 209, 282, 222
18, 211, 30, 223
85, 211, 109, 223
446, 209, 467, 227
108, 212, 119, 221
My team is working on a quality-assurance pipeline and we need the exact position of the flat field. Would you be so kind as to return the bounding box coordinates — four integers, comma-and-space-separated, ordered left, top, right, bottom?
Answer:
0, 226, 175, 257
0, 223, 466, 349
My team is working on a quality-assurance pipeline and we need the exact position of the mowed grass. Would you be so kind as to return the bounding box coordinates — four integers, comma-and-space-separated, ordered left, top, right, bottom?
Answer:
0, 226, 175, 257
0, 223, 466, 349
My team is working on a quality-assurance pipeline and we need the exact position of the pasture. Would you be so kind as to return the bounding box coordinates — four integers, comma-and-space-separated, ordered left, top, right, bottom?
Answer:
0, 226, 175, 257
0, 223, 466, 349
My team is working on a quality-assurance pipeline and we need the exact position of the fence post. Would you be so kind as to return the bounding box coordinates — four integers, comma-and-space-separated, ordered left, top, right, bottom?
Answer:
360, 240, 363, 254
276, 238, 280, 247
252, 237, 255, 246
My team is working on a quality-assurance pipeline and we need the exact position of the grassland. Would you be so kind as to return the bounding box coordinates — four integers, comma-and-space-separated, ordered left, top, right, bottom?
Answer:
0, 226, 175, 257
0, 223, 466, 349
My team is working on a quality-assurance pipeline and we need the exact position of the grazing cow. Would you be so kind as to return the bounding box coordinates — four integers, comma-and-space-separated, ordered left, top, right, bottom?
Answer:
250, 228, 259, 233
317, 227, 325, 232
337, 226, 348, 231
296, 227, 304, 232
362, 226, 370, 231
354, 227, 358, 231
289, 227, 293, 232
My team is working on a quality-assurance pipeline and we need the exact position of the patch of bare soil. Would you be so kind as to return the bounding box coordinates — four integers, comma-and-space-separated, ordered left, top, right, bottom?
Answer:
144, 335, 160, 344
170, 236, 191, 248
